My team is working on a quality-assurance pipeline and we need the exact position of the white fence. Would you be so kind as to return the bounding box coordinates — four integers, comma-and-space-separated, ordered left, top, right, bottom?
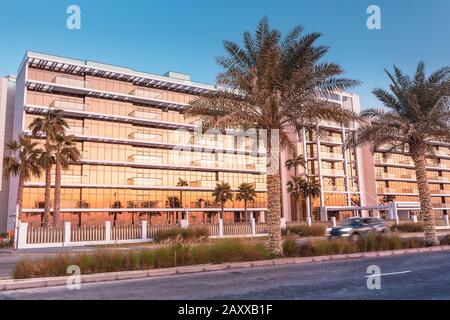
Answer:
16, 218, 269, 249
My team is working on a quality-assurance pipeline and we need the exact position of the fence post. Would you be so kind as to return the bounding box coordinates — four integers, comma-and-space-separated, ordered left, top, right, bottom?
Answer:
251, 218, 256, 236
63, 222, 71, 245
331, 217, 337, 227
218, 218, 224, 237
17, 222, 28, 249
444, 214, 449, 227
280, 217, 287, 230
411, 215, 418, 224
180, 210, 189, 229
141, 220, 148, 240
306, 216, 312, 226
105, 221, 111, 242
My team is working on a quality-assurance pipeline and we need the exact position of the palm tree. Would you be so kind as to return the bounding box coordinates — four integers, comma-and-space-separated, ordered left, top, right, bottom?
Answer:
176, 178, 189, 219
285, 155, 306, 221
166, 196, 181, 224
53, 134, 81, 227
186, 18, 359, 255
109, 200, 123, 227
236, 182, 257, 221
28, 109, 69, 227
212, 182, 233, 220
287, 176, 320, 223
3, 135, 42, 225
352, 62, 450, 246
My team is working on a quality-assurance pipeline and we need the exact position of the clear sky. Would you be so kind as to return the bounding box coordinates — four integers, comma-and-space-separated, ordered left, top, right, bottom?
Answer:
0, 0, 449, 109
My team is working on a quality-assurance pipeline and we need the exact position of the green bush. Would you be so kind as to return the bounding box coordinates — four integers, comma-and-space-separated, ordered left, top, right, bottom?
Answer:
283, 225, 326, 237
283, 234, 426, 258
440, 234, 450, 245
390, 223, 424, 233
13, 239, 271, 279
154, 227, 209, 243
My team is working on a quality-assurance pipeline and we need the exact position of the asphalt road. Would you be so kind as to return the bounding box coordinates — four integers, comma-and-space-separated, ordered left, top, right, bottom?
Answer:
1, 251, 450, 300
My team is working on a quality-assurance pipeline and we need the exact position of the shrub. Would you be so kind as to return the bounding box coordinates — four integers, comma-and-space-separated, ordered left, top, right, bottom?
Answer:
282, 237, 298, 257
154, 227, 209, 243
440, 234, 450, 245
284, 225, 326, 237
391, 223, 424, 233
13, 239, 271, 279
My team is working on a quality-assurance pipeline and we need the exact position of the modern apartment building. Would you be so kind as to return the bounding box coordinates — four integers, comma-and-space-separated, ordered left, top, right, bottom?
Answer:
1, 51, 446, 232
5, 51, 268, 230
281, 92, 378, 222
0, 75, 16, 233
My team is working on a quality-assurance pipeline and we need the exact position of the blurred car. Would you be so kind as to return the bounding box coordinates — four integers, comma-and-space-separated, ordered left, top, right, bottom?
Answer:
328, 217, 388, 240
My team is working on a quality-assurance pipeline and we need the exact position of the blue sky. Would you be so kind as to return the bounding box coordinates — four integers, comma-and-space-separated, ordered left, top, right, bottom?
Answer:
0, 0, 449, 109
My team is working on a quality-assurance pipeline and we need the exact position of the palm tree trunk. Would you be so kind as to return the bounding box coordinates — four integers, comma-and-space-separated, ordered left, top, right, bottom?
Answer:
53, 159, 61, 227
244, 201, 248, 222
267, 174, 283, 255
16, 175, 25, 222
412, 153, 439, 245
43, 166, 52, 228
78, 213, 82, 228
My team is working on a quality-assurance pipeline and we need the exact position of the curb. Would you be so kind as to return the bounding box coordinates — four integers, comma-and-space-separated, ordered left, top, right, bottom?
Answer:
1, 245, 450, 292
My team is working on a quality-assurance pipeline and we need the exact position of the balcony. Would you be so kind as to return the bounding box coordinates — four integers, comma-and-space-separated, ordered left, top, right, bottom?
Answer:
399, 159, 413, 165
435, 150, 448, 157
128, 110, 162, 120
129, 88, 161, 99
323, 186, 346, 192
54, 175, 85, 184
128, 132, 162, 142
402, 188, 418, 194
321, 169, 345, 176
381, 188, 397, 193
189, 180, 217, 188
51, 100, 87, 112
190, 159, 218, 167
53, 76, 88, 88
431, 189, 449, 194
435, 176, 449, 182
321, 136, 342, 144
319, 152, 343, 160
250, 182, 266, 190
400, 174, 415, 179
127, 177, 162, 187
376, 172, 396, 179
66, 126, 85, 136
128, 155, 162, 165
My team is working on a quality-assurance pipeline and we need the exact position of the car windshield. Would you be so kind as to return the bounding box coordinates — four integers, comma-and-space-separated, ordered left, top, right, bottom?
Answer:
342, 219, 363, 226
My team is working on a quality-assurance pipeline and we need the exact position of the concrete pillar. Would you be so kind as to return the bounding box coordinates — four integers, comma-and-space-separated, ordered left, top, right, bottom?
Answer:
141, 220, 148, 239
260, 211, 265, 223
16, 222, 28, 249
331, 216, 337, 227
280, 217, 287, 230
411, 215, 418, 224
444, 214, 449, 227
320, 207, 328, 222
180, 219, 189, 228
251, 218, 256, 235
218, 219, 224, 237
105, 221, 111, 242
63, 222, 71, 245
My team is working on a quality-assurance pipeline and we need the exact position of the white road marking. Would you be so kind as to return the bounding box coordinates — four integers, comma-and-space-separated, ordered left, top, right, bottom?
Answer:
365, 270, 411, 277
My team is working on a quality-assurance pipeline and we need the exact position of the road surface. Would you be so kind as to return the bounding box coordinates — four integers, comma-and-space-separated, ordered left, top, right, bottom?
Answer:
1, 251, 450, 299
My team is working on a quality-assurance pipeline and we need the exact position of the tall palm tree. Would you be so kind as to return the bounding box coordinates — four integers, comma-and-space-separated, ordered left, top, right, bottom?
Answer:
352, 62, 450, 246
53, 134, 81, 227
186, 18, 359, 254
212, 182, 233, 220
236, 182, 257, 221
28, 109, 69, 227
3, 134, 42, 225
287, 176, 320, 223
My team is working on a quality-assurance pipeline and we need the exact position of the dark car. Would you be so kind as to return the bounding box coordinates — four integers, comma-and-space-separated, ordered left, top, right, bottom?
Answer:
328, 217, 388, 240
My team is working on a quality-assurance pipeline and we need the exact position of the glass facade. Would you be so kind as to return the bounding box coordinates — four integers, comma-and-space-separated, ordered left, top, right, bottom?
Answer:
21, 63, 267, 226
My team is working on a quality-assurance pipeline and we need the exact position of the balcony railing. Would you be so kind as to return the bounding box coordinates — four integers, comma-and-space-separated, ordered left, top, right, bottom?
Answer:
129, 88, 161, 99
381, 188, 397, 193
190, 159, 218, 167
51, 100, 87, 112
128, 132, 163, 142
321, 136, 342, 143
128, 110, 162, 120
320, 152, 343, 159
128, 155, 163, 165
189, 180, 217, 188
53, 76, 89, 88
400, 174, 415, 179
53, 175, 86, 184
66, 126, 85, 136
376, 173, 396, 179
402, 188, 418, 194
127, 177, 162, 187
323, 186, 346, 192
321, 169, 345, 176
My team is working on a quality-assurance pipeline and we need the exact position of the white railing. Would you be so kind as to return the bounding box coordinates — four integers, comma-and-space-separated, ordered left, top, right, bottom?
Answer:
17, 218, 270, 249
